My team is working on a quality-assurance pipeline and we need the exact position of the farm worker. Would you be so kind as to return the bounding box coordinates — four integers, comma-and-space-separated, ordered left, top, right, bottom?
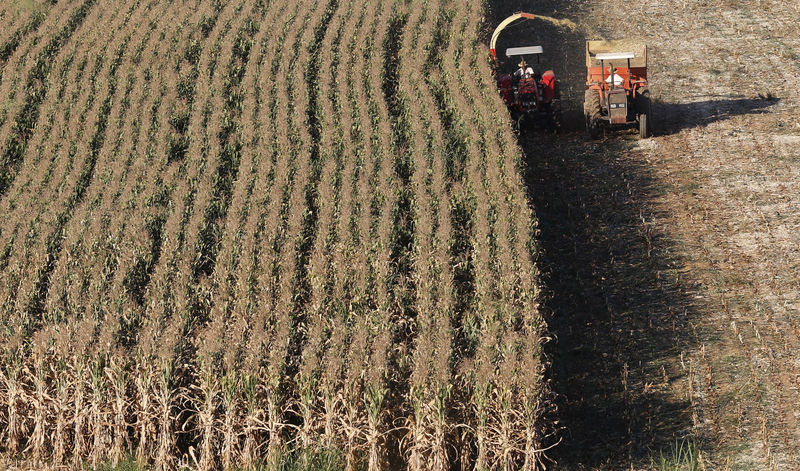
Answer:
514, 59, 535, 80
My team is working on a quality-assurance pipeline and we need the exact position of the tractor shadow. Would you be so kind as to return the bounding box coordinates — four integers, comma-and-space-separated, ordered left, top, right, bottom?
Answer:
487, 0, 698, 469
519, 132, 698, 470
654, 95, 780, 136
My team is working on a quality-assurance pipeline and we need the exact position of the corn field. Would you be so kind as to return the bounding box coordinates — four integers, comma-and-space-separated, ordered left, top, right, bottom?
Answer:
0, 0, 548, 469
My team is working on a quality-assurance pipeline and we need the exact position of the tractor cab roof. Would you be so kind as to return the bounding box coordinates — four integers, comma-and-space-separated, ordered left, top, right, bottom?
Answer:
506, 46, 543, 57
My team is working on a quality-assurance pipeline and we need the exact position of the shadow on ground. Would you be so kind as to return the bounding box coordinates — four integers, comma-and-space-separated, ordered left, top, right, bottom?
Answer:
521, 132, 697, 469
655, 96, 780, 135
486, 0, 702, 469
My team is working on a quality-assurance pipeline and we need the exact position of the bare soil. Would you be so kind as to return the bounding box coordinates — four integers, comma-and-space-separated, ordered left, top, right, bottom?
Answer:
491, 0, 800, 469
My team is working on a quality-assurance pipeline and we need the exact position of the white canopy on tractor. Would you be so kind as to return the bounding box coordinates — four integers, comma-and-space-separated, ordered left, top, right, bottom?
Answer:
506, 46, 543, 57
595, 52, 635, 61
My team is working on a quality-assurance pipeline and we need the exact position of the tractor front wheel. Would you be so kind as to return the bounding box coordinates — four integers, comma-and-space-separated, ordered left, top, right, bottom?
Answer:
584, 89, 601, 139
637, 88, 651, 138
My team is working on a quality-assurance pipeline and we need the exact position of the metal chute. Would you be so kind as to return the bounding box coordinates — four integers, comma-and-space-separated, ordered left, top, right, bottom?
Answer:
489, 12, 536, 61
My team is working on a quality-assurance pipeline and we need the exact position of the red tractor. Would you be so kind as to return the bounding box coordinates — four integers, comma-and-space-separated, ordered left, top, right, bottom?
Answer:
490, 12, 561, 130
584, 40, 651, 138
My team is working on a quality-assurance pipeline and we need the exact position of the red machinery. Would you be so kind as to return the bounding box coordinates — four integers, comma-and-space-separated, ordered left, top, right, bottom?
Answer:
490, 13, 561, 129
584, 40, 651, 138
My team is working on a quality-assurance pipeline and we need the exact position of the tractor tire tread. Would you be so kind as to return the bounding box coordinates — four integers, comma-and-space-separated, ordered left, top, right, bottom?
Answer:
584, 89, 601, 139
637, 88, 651, 138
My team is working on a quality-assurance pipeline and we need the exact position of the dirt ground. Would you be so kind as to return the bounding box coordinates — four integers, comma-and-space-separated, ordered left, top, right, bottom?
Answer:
490, 0, 800, 469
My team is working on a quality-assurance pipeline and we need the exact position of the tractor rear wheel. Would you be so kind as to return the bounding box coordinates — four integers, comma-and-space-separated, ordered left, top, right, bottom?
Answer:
584, 89, 601, 139
637, 88, 651, 138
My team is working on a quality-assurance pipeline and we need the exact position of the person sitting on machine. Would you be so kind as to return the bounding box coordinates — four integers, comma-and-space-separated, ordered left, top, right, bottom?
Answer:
514, 59, 535, 81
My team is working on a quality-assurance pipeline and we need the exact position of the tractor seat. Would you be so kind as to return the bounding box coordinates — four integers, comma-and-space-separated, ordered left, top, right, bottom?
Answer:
518, 78, 538, 94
